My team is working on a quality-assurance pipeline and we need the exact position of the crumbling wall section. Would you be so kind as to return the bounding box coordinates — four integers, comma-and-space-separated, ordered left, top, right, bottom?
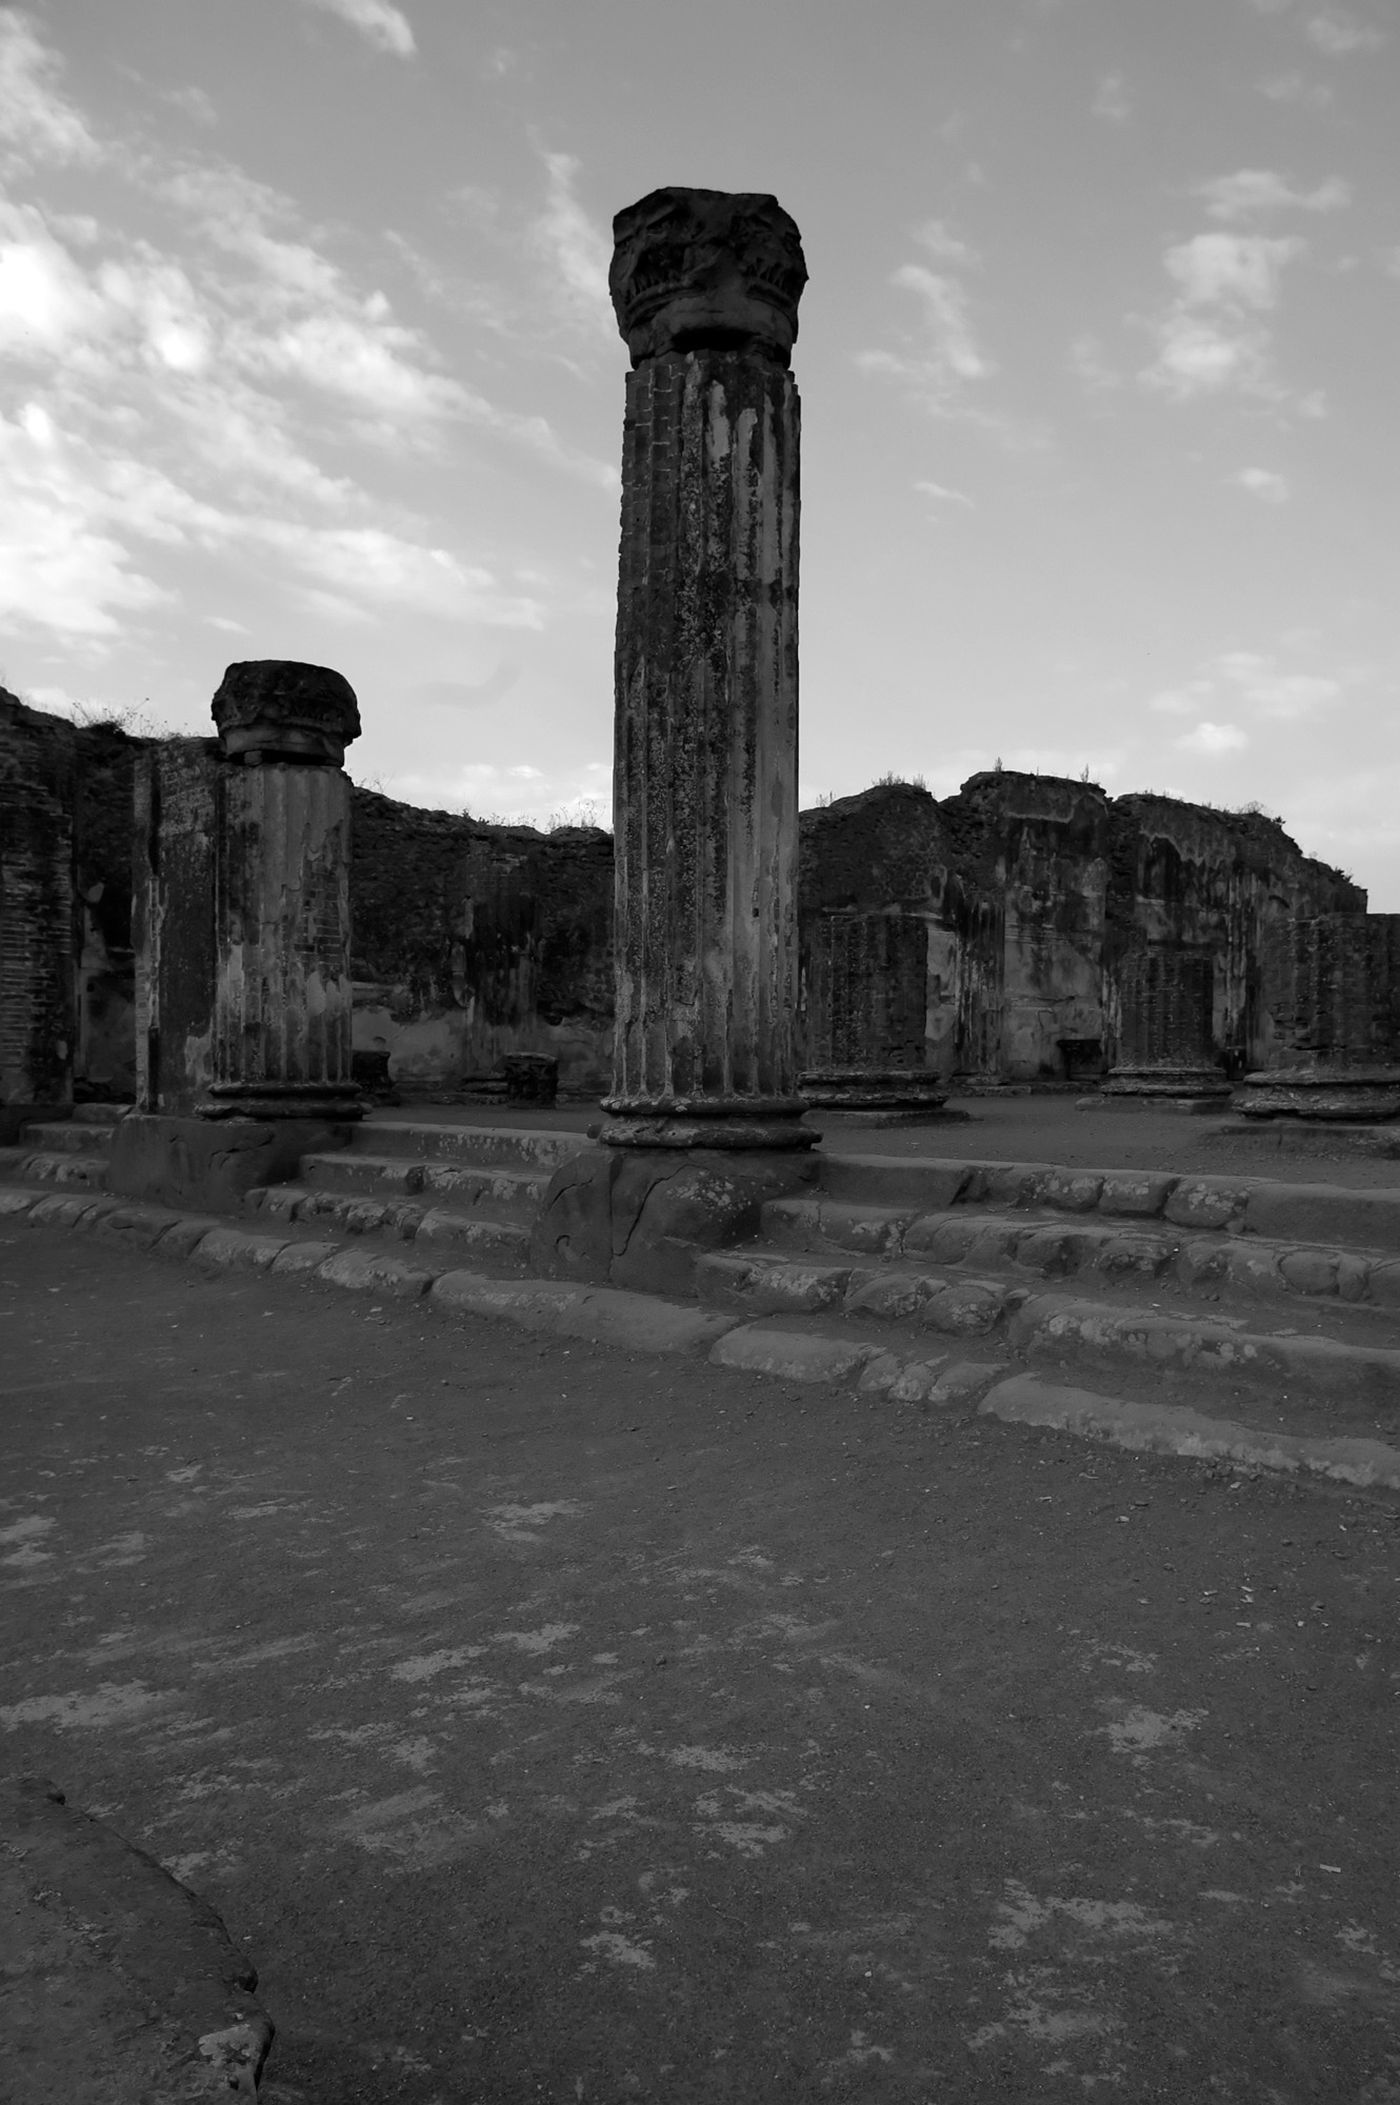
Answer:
0, 691, 76, 1110
1107, 795, 1365, 1073
939, 772, 1112, 1082
797, 783, 984, 1077
350, 789, 614, 1097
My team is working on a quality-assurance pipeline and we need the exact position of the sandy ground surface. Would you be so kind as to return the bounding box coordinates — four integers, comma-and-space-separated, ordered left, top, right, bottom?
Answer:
3, 1225, 1400, 2103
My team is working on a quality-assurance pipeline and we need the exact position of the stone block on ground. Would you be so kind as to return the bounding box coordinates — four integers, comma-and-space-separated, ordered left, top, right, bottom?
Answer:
316, 1248, 435, 1297
193, 1227, 290, 1271
269, 1239, 343, 1276
108, 1113, 351, 1216
708, 1326, 884, 1384
531, 1145, 818, 1296
978, 1373, 1400, 1489
0, 1773, 273, 2102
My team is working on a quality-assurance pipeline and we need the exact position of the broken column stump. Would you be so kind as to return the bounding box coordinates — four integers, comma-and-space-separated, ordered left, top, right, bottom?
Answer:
533, 187, 819, 1290
1101, 949, 1229, 1110
1235, 913, 1400, 1119
110, 662, 362, 1211
800, 910, 949, 1123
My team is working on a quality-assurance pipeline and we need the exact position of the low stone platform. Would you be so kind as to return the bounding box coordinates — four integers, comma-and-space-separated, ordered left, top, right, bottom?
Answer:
0, 1775, 272, 2101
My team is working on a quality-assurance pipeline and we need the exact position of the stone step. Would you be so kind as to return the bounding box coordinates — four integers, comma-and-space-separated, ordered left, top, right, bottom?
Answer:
760, 1196, 1400, 1318
694, 1250, 1400, 1443
242, 1183, 530, 1269
9, 1150, 111, 1191
346, 1120, 584, 1174
20, 1121, 116, 1156
814, 1153, 1400, 1256
298, 1151, 549, 1219
70, 1102, 132, 1125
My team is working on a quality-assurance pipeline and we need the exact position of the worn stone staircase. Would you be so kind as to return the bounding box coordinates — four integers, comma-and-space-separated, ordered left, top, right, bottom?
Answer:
240, 1118, 580, 1270
6, 1106, 1400, 1480
693, 1153, 1400, 1449
0, 1105, 127, 1192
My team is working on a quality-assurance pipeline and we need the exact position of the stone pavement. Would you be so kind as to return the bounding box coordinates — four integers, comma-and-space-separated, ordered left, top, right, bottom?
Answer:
3, 1223, 1399, 2102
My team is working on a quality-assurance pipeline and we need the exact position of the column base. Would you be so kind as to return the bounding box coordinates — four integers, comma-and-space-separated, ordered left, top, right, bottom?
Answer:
1232, 1065, 1400, 1121
799, 1067, 949, 1116
109, 1113, 354, 1213
531, 1143, 819, 1295
1100, 1066, 1231, 1108
196, 1081, 365, 1122
598, 1094, 817, 1151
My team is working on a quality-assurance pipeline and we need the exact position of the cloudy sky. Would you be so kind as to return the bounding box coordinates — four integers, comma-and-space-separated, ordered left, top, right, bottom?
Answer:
3, 0, 1397, 897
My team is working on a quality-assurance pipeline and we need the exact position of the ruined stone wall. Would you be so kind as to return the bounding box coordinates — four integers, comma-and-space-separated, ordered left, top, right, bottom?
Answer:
796, 783, 985, 1077
1257, 913, 1400, 1069
1107, 795, 1365, 1073
350, 789, 614, 1097
942, 772, 1112, 1081
1, 693, 144, 1111
1, 693, 76, 1111
71, 721, 142, 1098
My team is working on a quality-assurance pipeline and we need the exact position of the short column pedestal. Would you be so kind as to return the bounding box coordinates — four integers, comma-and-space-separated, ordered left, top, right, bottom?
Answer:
1235, 913, 1400, 1120
800, 911, 949, 1123
1102, 950, 1229, 1108
198, 662, 364, 1125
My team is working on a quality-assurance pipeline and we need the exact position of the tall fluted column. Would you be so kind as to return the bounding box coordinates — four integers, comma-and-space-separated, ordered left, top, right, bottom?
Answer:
600, 187, 812, 1151
198, 661, 363, 1123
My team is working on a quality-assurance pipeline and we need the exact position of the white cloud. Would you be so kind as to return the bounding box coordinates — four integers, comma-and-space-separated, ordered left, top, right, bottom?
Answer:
1166, 231, 1299, 308
1068, 333, 1120, 392
1257, 69, 1334, 103
1178, 720, 1249, 754
528, 152, 614, 341
1306, 9, 1385, 54
915, 479, 974, 506
858, 221, 995, 417
0, 410, 170, 637
0, 9, 101, 168
1198, 169, 1350, 220
1232, 465, 1290, 500
1151, 648, 1340, 728
1143, 233, 1304, 401
1092, 72, 1131, 123
295, 0, 416, 58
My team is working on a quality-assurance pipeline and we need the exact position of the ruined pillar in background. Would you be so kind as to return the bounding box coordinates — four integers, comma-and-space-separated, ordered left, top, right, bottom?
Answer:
1101, 949, 1229, 1108
201, 661, 364, 1123
111, 662, 362, 1210
1235, 913, 1400, 1119
133, 740, 220, 1115
599, 187, 812, 1152
0, 695, 75, 1135
800, 911, 948, 1121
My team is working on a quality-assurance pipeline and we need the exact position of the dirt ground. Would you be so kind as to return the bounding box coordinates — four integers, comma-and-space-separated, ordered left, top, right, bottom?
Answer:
3, 1224, 1400, 2104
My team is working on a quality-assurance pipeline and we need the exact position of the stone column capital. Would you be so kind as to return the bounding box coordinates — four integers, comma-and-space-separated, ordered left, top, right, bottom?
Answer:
211, 660, 361, 767
610, 186, 807, 367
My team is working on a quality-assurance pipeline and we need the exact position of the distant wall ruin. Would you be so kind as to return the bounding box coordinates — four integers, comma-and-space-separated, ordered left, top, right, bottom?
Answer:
799, 771, 1365, 1084
350, 787, 614, 1098
0, 689, 1374, 1106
